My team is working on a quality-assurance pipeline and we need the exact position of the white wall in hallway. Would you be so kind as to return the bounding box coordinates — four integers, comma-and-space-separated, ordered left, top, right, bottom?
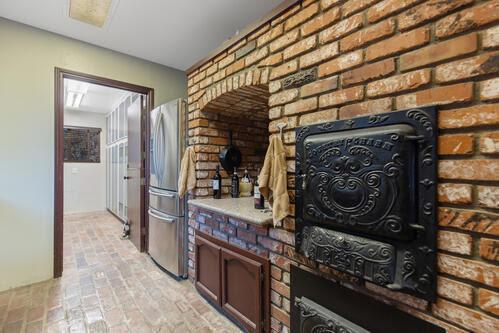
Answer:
64, 110, 107, 214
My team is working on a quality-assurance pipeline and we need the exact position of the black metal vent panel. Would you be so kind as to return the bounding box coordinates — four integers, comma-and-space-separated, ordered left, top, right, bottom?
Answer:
295, 107, 438, 301
300, 226, 396, 286
295, 296, 370, 333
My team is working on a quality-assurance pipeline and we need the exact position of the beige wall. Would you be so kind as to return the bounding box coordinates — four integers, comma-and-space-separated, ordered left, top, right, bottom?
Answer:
0, 18, 187, 291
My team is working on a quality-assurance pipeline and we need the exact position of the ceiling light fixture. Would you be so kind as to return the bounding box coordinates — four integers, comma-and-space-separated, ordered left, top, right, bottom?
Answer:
65, 81, 89, 108
69, 0, 113, 27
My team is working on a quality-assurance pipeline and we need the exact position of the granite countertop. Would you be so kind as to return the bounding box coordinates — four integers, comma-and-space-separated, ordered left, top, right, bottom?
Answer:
188, 197, 273, 226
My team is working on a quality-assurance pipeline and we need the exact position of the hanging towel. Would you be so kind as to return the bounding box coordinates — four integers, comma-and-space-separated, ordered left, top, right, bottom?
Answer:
259, 135, 289, 226
178, 146, 196, 198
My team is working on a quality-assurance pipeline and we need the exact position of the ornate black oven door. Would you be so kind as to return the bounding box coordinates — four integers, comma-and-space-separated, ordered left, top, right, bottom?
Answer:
300, 124, 416, 240
295, 107, 438, 301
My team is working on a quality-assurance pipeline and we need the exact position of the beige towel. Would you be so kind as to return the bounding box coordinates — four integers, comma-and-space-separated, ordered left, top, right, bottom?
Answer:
259, 136, 289, 226
178, 146, 196, 198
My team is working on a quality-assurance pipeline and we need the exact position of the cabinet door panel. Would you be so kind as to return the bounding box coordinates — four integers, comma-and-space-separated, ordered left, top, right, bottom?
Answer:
195, 235, 221, 305
221, 248, 262, 333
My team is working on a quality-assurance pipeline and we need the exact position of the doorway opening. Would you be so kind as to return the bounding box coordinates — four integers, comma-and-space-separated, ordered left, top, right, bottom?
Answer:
54, 68, 154, 278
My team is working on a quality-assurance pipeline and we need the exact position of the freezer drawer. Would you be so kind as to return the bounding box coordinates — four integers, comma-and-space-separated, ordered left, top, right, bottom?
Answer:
149, 187, 184, 216
148, 207, 186, 277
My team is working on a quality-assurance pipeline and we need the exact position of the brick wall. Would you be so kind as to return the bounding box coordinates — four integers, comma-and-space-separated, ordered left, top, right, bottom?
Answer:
186, 1, 499, 332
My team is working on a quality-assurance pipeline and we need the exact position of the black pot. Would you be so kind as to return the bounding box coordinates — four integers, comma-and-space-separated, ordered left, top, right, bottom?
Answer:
219, 131, 242, 173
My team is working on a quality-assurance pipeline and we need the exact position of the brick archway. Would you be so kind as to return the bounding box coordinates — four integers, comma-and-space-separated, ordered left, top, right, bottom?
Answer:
198, 67, 271, 120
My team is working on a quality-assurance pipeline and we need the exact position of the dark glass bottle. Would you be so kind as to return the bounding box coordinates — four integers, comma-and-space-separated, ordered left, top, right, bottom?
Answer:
231, 167, 239, 198
213, 165, 222, 199
254, 169, 264, 209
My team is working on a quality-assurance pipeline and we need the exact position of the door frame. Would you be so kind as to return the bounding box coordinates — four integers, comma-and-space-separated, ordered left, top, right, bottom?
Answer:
54, 67, 154, 278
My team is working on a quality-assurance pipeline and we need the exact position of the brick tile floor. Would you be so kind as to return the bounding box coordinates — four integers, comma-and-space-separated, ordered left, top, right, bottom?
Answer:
0, 212, 241, 333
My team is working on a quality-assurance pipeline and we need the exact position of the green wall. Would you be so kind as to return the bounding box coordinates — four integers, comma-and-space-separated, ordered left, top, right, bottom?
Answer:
0, 18, 187, 291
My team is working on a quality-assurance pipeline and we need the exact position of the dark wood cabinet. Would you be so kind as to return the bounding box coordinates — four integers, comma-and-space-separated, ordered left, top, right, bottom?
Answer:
195, 235, 222, 304
195, 232, 270, 333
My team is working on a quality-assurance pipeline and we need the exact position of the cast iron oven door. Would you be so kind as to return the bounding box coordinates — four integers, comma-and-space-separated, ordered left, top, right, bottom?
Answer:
295, 107, 438, 301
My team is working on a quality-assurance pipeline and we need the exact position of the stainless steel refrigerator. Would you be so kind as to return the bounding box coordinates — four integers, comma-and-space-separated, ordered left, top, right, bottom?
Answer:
148, 99, 187, 278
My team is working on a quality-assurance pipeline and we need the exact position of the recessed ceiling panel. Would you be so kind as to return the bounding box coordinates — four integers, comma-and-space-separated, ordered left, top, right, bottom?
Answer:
69, 0, 112, 27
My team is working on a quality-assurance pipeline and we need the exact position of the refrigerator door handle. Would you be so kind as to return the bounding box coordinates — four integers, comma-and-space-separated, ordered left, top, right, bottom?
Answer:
148, 208, 175, 223
149, 188, 176, 198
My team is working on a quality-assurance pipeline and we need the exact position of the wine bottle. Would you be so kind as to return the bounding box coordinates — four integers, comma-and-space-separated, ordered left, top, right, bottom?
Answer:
231, 167, 239, 198
213, 165, 222, 199
254, 169, 264, 209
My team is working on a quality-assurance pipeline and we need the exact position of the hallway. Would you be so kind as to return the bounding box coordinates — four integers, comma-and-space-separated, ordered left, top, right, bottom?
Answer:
0, 212, 240, 333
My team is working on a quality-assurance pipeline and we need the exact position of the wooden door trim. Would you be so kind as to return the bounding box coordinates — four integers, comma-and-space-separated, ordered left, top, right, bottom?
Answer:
195, 235, 222, 304
54, 67, 154, 278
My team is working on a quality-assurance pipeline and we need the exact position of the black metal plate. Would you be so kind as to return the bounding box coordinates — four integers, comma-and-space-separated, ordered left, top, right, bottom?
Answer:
295, 107, 438, 301
291, 265, 445, 333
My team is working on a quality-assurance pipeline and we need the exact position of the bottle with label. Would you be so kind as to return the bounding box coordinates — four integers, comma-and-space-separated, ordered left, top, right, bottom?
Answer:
254, 169, 264, 209
239, 168, 253, 197
213, 165, 222, 199
231, 167, 239, 198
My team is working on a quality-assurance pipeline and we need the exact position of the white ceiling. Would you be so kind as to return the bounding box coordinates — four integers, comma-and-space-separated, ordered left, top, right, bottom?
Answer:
64, 78, 130, 114
0, 0, 284, 70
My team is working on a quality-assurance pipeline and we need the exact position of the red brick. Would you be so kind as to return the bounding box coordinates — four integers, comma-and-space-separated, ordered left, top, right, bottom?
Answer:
320, 0, 341, 10
270, 60, 298, 80
269, 253, 291, 271
283, 98, 318, 116
438, 183, 473, 204
438, 134, 474, 155
269, 89, 299, 107
439, 104, 499, 129
300, 41, 339, 68
301, 77, 338, 98
225, 58, 245, 76
270, 29, 299, 53
245, 47, 269, 66
436, 1, 499, 38
436, 51, 499, 83
236, 228, 256, 244
283, 36, 317, 60
339, 98, 392, 119
271, 265, 282, 281
301, 7, 340, 36
318, 50, 363, 77
260, 53, 283, 68
438, 207, 499, 236
367, 0, 423, 23
483, 25, 499, 49
319, 86, 364, 108
398, 0, 473, 31
299, 109, 338, 126
437, 230, 472, 255
438, 253, 499, 287
366, 69, 431, 97
400, 33, 478, 71
480, 78, 499, 101
480, 132, 499, 155
341, 58, 396, 86
396, 82, 474, 109
271, 304, 290, 327
366, 26, 430, 61
218, 53, 236, 69
437, 277, 473, 305
284, 3, 319, 31
342, 0, 378, 17
269, 228, 294, 245
257, 24, 284, 47
478, 185, 499, 209
478, 288, 499, 316
439, 159, 499, 181
480, 238, 499, 262
319, 13, 363, 44
271, 278, 290, 299
340, 19, 396, 52
432, 298, 499, 333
